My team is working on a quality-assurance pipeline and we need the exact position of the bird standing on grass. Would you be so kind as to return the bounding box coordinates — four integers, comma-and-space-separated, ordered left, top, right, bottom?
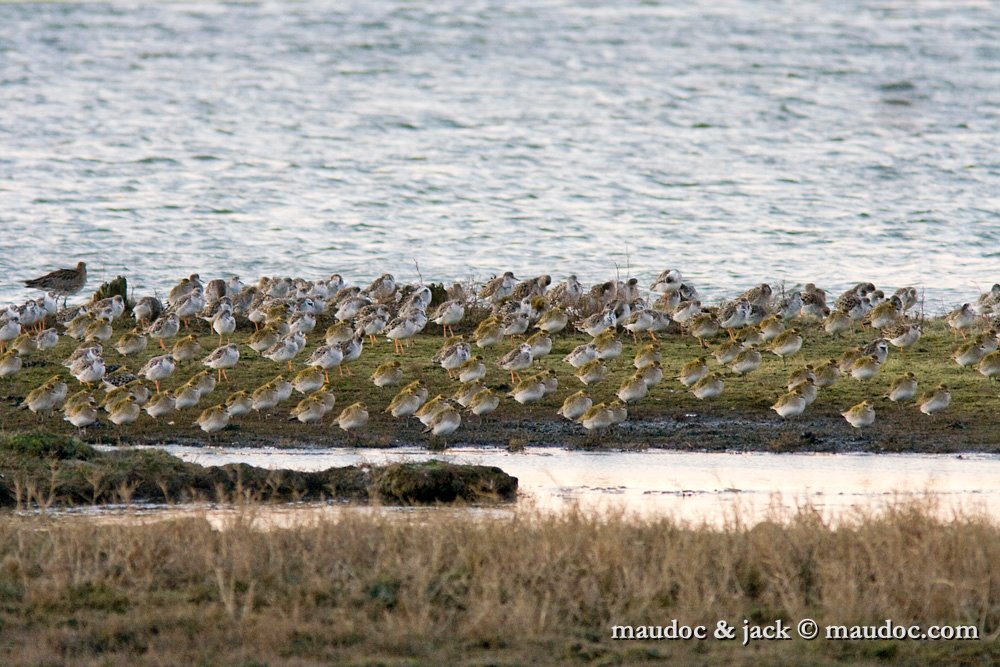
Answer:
430, 299, 465, 338
768, 328, 803, 365
886, 373, 918, 404
692, 373, 725, 400
497, 343, 533, 384
918, 385, 951, 416
139, 354, 176, 393
467, 388, 500, 421
203, 343, 239, 383
371, 360, 404, 387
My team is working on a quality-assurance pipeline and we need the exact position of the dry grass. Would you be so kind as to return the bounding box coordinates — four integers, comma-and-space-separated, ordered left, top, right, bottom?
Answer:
0, 501, 998, 665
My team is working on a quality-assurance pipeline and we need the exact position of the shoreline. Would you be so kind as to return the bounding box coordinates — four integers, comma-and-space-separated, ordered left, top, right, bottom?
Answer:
0, 433, 518, 509
60, 408, 1000, 456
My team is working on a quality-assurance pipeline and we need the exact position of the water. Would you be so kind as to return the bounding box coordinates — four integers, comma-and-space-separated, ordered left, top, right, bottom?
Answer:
2, 1, 999, 310
88, 445, 1000, 526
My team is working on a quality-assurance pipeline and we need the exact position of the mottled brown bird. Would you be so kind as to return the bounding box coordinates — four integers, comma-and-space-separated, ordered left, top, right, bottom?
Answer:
24, 261, 87, 306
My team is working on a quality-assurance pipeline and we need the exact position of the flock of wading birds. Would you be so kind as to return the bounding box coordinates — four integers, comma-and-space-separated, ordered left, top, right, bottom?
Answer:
2, 262, 998, 440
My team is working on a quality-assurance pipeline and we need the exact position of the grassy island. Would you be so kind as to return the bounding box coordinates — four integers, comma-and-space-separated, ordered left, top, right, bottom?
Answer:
1, 307, 997, 453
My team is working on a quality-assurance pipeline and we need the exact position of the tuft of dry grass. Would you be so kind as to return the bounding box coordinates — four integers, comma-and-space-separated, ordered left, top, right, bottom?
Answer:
0, 501, 997, 665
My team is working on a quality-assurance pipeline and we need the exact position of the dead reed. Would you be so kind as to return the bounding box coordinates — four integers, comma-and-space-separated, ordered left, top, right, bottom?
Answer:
0, 499, 997, 665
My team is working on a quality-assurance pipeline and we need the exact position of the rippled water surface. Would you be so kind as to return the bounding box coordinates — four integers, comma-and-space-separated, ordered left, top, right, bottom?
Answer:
2, 0, 999, 308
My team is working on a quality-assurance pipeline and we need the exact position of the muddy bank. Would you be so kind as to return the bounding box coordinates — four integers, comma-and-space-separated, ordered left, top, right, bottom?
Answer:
88, 413, 1000, 454
35, 405, 996, 456
6, 395, 998, 456
0, 433, 517, 508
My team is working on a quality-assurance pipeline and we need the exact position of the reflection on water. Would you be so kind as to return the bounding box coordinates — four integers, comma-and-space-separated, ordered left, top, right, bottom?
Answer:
44, 445, 999, 527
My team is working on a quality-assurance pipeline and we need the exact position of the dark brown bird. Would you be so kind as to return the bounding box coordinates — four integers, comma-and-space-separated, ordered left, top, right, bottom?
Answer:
24, 261, 88, 306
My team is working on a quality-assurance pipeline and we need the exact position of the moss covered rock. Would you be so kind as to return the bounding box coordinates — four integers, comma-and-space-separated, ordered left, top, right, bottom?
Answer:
373, 460, 518, 504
